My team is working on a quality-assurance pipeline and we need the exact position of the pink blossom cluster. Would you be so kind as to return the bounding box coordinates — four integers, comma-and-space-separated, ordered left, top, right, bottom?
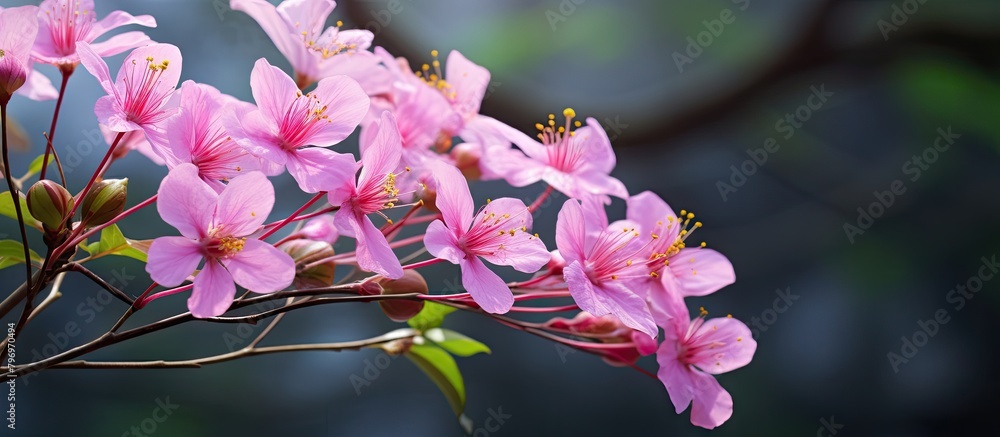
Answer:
0, 0, 755, 429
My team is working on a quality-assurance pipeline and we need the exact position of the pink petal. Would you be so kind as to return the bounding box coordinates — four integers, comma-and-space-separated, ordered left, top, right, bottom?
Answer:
286, 147, 357, 193
188, 260, 236, 318
574, 118, 616, 174
429, 161, 473, 232
215, 170, 273, 237
76, 42, 114, 95
424, 219, 465, 264
224, 109, 288, 170
276, 0, 335, 36
460, 256, 513, 314
687, 317, 757, 375
668, 248, 735, 297
93, 96, 135, 132
89, 31, 155, 60
627, 191, 679, 241
300, 215, 339, 244
564, 261, 657, 338
224, 239, 294, 293
146, 236, 203, 286
230, 0, 310, 73
117, 43, 182, 93
320, 50, 392, 97
689, 369, 734, 429
157, 163, 218, 239
357, 111, 402, 190
0, 6, 38, 65
249, 58, 298, 126
656, 340, 694, 413
445, 50, 489, 120
304, 75, 369, 146
16, 68, 58, 101
577, 170, 629, 201
335, 208, 403, 279
474, 115, 548, 161
88, 11, 156, 39
555, 199, 588, 265
649, 284, 691, 337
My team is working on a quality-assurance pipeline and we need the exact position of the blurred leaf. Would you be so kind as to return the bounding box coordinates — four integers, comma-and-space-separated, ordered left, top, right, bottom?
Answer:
405, 344, 465, 417
424, 328, 491, 357
5, 116, 30, 152
407, 302, 456, 331
894, 59, 1000, 148
0, 239, 42, 270
23, 154, 47, 180
0, 191, 40, 229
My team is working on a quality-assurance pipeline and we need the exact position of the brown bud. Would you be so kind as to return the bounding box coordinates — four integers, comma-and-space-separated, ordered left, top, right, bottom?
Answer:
81, 178, 127, 227
26, 180, 74, 231
278, 239, 335, 288
450, 143, 482, 180
374, 270, 427, 322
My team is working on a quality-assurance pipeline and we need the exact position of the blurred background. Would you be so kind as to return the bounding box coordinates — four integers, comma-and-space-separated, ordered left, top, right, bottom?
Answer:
2, 0, 999, 435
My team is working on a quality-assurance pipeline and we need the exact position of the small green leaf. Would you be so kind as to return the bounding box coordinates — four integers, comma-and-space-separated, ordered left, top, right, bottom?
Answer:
407, 302, 457, 331
424, 328, 491, 357
405, 344, 465, 416
25, 155, 47, 178
0, 239, 42, 270
81, 224, 148, 262
0, 191, 39, 229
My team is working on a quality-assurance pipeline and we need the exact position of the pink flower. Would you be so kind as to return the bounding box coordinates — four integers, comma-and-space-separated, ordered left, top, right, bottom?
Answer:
78, 42, 181, 137
626, 191, 735, 309
147, 163, 295, 318
654, 291, 756, 429
33, 0, 154, 68
328, 111, 405, 279
230, 0, 388, 93
0, 6, 41, 103
300, 215, 338, 244
159, 80, 261, 191
423, 162, 549, 313
225, 58, 368, 193
482, 109, 628, 203
555, 197, 657, 338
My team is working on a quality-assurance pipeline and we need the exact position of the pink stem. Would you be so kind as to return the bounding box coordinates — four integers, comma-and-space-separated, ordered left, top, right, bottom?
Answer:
506, 304, 579, 313
401, 257, 444, 270
136, 284, 192, 309
259, 192, 325, 240
528, 185, 554, 213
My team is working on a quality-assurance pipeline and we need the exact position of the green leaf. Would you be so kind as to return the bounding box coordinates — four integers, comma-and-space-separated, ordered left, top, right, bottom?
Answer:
407, 301, 457, 331
81, 224, 148, 262
25, 154, 47, 179
424, 328, 491, 357
405, 344, 465, 416
0, 191, 39, 229
0, 239, 42, 271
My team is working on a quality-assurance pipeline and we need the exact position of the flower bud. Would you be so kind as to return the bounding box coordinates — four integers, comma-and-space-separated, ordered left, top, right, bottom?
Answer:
373, 270, 427, 322
26, 180, 74, 231
80, 178, 127, 227
545, 312, 655, 367
450, 143, 482, 180
299, 215, 339, 244
278, 239, 335, 288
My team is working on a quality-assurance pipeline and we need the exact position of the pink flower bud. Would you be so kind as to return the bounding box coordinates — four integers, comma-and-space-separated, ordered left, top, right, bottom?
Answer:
278, 239, 335, 288
81, 178, 127, 228
372, 270, 427, 322
450, 142, 482, 180
26, 180, 74, 231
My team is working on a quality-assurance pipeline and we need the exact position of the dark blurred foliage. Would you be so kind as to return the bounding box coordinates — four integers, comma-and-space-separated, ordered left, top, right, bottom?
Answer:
1, 0, 999, 436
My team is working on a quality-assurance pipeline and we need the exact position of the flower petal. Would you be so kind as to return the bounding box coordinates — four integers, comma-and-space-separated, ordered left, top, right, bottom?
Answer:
304, 75, 369, 146
668, 248, 735, 297
87, 11, 156, 39
285, 147, 357, 193
215, 170, 273, 236
249, 57, 298, 125
224, 239, 294, 293
358, 111, 402, 190
424, 219, 464, 264
335, 208, 403, 279
445, 50, 490, 120
189, 260, 236, 318
564, 261, 656, 338
460, 256, 513, 314
430, 161, 473, 233
76, 42, 115, 95
231, 0, 310, 72
157, 163, 218, 239
627, 191, 679, 240
688, 317, 757, 375
555, 199, 588, 265
146, 236, 203, 287
88, 31, 154, 59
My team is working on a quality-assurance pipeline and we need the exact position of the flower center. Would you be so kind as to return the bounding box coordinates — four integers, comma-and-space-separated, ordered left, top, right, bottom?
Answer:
301, 20, 360, 60
44, 0, 94, 57
461, 199, 536, 257
641, 209, 706, 274
121, 56, 172, 124
534, 108, 585, 172
414, 50, 457, 101
205, 235, 246, 259
278, 91, 332, 149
